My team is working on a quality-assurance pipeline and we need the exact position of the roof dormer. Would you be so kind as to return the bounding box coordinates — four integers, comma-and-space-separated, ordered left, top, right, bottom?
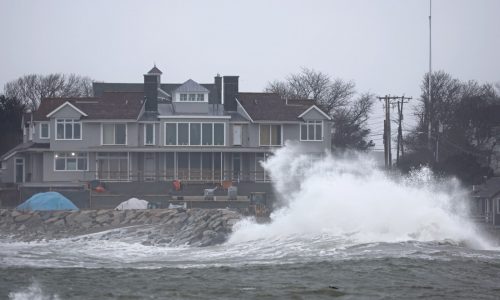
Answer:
173, 79, 209, 103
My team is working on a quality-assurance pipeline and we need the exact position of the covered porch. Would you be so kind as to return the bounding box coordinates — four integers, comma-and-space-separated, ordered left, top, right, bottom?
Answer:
94, 151, 272, 183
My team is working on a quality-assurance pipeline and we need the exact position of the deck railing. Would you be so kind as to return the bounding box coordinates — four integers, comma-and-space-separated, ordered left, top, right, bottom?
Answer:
83, 170, 271, 183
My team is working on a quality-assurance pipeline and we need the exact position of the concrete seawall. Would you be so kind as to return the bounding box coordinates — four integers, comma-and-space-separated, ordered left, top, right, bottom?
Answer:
0, 208, 242, 247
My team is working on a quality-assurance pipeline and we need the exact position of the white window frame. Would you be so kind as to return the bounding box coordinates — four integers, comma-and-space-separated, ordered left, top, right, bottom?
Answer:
53, 152, 89, 172
300, 120, 323, 142
180, 94, 188, 101
55, 119, 82, 140
144, 123, 156, 146
39, 122, 50, 139
259, 124, 283, 146
101, 123, 128, 145
164, 122, 225, 146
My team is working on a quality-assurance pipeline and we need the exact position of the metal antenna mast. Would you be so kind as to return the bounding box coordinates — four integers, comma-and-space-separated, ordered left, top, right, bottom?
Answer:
427, 0, 433, 151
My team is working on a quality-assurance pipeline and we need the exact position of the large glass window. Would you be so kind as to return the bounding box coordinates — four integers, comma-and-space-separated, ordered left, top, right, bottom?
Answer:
300, 121, 323, 141
178, 123, 189, 145
214, 123, 225, 145
56, 119, 81, 140
54, 152, 88, 171
165, 123, 177, 145
144, 123, 155, 145
260, 124, 281, 146
190, 123, 201, 145
40, 123, 49, 139
165, 123, 224, 146
202, 123, 213, 145
102, 124, 127, 145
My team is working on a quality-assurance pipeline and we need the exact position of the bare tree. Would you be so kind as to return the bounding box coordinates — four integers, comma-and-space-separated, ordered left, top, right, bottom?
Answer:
3, 73, 93, 111
403, 71, 500, 183
265, 68, 374, 150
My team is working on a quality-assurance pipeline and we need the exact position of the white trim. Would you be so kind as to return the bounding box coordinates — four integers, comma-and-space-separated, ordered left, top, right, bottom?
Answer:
14, 157, 25, 183
235, 98, 254, 122
46, 101, 88, 118
84, 119, 136, 123
158, 115, 231, 119
55, 119, 83, 140
144, 123, 156, 146
2, 151, 19, 162
39, 122, 50, 139
253, 120, 301, 124
101, 123, 128, 146
300, 120, 324, 142
298, 105, 332, 120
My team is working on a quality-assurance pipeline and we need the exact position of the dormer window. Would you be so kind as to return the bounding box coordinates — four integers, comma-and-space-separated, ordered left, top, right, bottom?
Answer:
178, 93, 207, 102
174, 79, 210, 103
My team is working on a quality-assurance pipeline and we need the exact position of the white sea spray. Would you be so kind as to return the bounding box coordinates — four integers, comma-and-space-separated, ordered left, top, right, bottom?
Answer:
229, 145, 493, 250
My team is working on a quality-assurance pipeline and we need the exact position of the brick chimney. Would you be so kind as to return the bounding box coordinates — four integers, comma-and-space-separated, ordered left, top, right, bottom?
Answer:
214, 74, 222, 104
223, 76, 239, 111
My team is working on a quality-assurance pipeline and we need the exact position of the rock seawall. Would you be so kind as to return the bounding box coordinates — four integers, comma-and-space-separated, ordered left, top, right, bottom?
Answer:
0, 208, 242, 247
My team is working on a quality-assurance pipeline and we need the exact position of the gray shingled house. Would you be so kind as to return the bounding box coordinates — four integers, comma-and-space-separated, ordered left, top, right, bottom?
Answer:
0, 66, 332, 193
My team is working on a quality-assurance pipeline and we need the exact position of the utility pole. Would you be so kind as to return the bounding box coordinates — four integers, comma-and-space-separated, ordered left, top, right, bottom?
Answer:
435, 122, 443, 163
396, 96, 412, 165
378, 95, 411, 169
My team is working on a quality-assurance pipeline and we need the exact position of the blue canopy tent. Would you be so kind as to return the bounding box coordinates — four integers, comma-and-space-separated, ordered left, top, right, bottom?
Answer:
16, 192, 79, 211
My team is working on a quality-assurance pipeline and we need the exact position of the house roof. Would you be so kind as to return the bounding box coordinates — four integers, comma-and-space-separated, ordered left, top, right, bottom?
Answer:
237, 92, 328, 122
473, 177, 500, 198
0, 142, 50, 161
92, 82, 218, 103
174, 79, 210, 93
147, 66, 163, 75
33, 92, 145, 121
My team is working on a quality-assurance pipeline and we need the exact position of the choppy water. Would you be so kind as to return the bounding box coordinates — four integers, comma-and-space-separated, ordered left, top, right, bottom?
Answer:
1, 236, 500, 299
2, 147, 500, 299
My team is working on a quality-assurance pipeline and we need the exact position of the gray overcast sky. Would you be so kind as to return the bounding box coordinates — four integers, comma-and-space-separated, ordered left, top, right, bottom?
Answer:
1, 0, 499, 144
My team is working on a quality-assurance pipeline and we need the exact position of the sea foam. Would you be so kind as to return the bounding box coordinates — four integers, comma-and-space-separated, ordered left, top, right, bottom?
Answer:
229, 145, 492, 249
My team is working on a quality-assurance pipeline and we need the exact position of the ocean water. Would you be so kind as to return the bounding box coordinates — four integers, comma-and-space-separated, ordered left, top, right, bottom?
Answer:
1, 146, 499, 299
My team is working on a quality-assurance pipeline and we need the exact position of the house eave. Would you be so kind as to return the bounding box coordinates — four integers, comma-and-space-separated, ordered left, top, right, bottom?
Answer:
46, 101, 88, 118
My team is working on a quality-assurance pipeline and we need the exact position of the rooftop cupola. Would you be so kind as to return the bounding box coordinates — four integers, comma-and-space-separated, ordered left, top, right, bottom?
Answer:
144, 65, 162, 113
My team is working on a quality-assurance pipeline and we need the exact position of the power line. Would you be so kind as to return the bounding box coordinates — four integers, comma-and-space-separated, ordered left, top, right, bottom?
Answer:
377, 95, 412, 169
